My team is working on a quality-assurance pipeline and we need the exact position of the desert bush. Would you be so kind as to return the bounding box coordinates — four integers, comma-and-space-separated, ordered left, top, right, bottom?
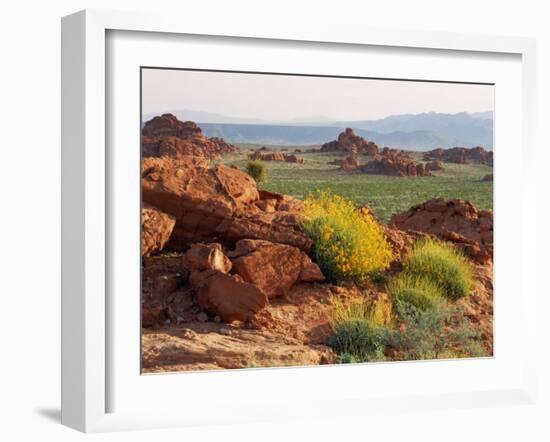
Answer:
403, 239, 474, 300
245, 160, 267, 183
386, 302, 484, 360
301, 191, 393, 283
328, 295, 390, 363
386, 273, 444, 314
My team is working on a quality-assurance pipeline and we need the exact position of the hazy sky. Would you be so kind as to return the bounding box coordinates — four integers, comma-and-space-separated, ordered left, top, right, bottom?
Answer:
142, 68, 494, 122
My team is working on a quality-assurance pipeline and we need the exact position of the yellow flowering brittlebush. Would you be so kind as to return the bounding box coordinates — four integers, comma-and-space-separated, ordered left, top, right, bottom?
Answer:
301, 191, 393, 283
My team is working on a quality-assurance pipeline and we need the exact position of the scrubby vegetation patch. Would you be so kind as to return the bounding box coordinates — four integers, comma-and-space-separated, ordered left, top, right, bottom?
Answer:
245, 159, 267, 184
403, 238, 474, 300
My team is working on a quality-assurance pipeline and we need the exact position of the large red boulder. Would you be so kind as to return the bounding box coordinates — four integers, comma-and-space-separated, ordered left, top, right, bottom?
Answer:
189, 269, 268, 322
218, 213, 313, 252
229, 239, 324, 298
390, 198, 493, 262
141, 157, 259, 248
141, 205, 176, 256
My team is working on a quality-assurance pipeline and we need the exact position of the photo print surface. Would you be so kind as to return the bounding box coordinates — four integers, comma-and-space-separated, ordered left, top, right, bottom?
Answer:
140, 68, 494, 373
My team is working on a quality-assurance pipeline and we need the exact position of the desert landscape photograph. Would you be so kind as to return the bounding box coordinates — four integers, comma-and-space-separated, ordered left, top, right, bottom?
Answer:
140, 68, 494, 373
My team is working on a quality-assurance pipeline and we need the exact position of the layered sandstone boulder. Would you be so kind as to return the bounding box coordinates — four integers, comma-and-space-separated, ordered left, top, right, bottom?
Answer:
141, 114, 239, 159
228, 239, 324, 298
180, 242, 269, 323
190, 269, 268, 323
142, 156, 259, 248
390, 198, 493, 262
423, 146, 493, 165
321, 128, 379, 156
217, 211, 312, 252
141, 205, 176, 257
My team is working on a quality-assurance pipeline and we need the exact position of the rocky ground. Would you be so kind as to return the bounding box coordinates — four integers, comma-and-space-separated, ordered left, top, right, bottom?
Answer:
140, 114, 494, 373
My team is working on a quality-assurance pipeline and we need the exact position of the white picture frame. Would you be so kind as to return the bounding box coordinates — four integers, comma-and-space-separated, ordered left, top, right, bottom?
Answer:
61, 9, 538, 433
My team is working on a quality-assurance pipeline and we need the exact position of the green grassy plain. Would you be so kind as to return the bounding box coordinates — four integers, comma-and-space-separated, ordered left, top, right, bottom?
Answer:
218, 145, 493, 222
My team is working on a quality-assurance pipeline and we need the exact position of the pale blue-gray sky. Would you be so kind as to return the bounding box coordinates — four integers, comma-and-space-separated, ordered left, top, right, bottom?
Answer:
142, 68, 494, 123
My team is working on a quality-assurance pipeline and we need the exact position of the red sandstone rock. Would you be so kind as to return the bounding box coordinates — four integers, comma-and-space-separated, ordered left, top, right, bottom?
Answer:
299, 257, 325, 282
141, 114, 239, 159
362, 149, 431, 177
190, 269, 268, 322
141, 205, 176, 257
340, 145, 359, 171
183, 243, 232, 273
228, 239, 323, 298
425, 160, 445, 171
423, 146, 493, 165
142, 299, 165, 328
249, 151, 304, 163
142, 156, 259, 248
321, 128, 379, 156
217, 213, 312, 252
390, 198, 493, 262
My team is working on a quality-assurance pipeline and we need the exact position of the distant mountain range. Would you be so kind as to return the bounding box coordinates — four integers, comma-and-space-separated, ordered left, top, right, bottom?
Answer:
142, 111, 494, 150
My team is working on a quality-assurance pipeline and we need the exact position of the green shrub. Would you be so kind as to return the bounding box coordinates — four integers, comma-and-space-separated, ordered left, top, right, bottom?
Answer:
328, 295, 390, 362
403, 239, 474, 300
386, 273, 444, 314
329, 292, 486, 362
300, 191, 394, 284
245, 160, 267, 183
386, 302, 485, 360
339, 352, 360, 364
330, 318, 386, 362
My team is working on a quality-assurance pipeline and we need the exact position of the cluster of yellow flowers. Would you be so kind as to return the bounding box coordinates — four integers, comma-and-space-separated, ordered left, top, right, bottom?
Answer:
301, 190, 394, 283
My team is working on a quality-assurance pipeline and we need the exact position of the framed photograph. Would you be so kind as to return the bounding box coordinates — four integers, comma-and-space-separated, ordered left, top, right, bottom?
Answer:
61, 9, 538, 432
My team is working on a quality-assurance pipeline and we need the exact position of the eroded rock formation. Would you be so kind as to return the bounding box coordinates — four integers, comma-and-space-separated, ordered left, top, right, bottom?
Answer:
249, 150, 304, 164
141, 205, 176, 257
142, 113, 239, 159
390, 198, 493, 263
363, 149, 431, 177
321, 128, 379, 156
425, 160, 445, 172
423, 146, 493, 165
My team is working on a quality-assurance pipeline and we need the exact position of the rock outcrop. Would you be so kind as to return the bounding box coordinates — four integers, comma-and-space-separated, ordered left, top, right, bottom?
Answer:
140, 154, 322, 323
363, 149, 431, 177
141, 205, 176, 257
142, 156, 312, 255
321, 128, 379, 156
249, 151, 304, 164
141, 156, 259, 248
423, 146, 493, 165
425, 160, 445, 172
390, 198, 493, 263
340, 145, 360, 171
142, 114, 239, 159
228, 239, 324, 298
